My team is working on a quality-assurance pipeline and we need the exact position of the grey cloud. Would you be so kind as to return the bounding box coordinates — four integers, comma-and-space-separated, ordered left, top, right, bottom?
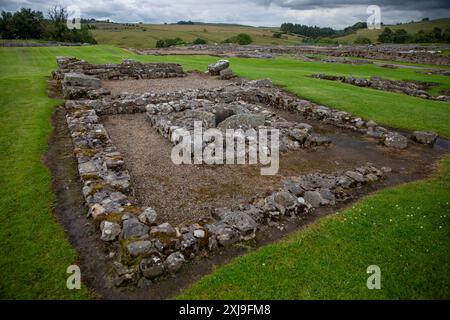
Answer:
255, 0, 450, 11
0, 0, 449, 28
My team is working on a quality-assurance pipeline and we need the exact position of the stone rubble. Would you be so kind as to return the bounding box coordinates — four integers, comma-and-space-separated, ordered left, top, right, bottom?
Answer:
56, 57, 400, 287
145, 98, 331, 155
311, 73, 450, 102
72, 79, 427, 148
65, 95, 391, 284
135, 44, 450, 65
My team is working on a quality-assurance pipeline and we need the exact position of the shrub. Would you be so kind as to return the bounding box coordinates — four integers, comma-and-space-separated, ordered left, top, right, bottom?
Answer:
272, 32, 282, 38
354, 36, 372, 44
192, 38, 207, 45
223, 33, 253, 45
155, 37, 185, 48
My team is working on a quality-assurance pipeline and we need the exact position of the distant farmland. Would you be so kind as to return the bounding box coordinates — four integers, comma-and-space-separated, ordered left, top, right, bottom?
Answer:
90, 22, 303, 48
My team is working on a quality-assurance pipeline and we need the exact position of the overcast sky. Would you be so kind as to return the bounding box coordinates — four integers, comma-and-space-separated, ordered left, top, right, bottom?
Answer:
1, 0, 450, 28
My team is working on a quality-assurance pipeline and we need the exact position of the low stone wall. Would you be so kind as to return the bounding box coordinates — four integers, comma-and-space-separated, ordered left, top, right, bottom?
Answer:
53, 56, 185, 81
311, 73, 450, 102
136, 44, 450, 66
0, 41, 86, 47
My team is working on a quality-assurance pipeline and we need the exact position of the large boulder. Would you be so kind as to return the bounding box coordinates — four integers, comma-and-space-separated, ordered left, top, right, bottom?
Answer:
126, 240, 153, 256
219, 68, 234, 80
267, 191, 298, 215
150, 222, 176, 238
63, 72, 101, 89
183, 110, 216, 128
100, 221, 121, 241
220, 211, 258, 240
412, 131, 437, 145
384, 132, 408, 149
217, 114, 265, 129
165, 252, 185, 273
140, 255, 165, 279
208, 60, 230, 75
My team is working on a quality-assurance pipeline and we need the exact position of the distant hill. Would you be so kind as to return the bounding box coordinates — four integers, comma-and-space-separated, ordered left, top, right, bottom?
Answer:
90, 22, 302, 48
333, 18, 450, 44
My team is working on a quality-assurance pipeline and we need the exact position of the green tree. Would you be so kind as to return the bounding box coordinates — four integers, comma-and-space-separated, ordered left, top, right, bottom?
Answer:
378, 27, 394, 43
442, 28, 450, 43
411, 30, 429, 43
192, 38, 207, 44
46, 6, 69, 41
45, 6, 96, 43
0, 11, 15, 38
0, 8, 44, 39
429, 27, 443, 42
392, 29, 410, 43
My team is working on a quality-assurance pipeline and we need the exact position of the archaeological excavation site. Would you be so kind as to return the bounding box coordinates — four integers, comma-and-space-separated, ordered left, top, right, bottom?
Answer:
46, 55, 448, 299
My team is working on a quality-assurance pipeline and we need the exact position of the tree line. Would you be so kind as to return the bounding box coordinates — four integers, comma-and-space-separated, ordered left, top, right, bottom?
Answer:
0, 7, 96, 43
378, 27, 450, 43
280, 21, 369, 39
280, 20, 450, 44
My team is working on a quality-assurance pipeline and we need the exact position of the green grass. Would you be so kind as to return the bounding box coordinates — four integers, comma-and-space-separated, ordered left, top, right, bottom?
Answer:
179, 157, 450, 299
91, 22, 302, 48
333, 18, 450, 44
0, 45, 449, 299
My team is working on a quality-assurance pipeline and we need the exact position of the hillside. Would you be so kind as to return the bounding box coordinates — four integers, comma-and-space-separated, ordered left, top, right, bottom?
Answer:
90, 22, 302, 48
334, 18, 450, 44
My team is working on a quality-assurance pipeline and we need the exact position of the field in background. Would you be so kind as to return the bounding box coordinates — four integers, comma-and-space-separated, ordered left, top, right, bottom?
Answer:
333, 18, 450, 44
91, 22, 302, 48
89, 19, 450, 47
0, 45, 449, 298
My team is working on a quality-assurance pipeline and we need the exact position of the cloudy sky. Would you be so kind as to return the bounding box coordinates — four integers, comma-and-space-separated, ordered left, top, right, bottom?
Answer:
1, 0, 450, 28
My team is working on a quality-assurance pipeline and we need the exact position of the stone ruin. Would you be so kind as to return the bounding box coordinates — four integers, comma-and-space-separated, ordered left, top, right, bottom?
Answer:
311, 73, 450, 103
135, 44, 450, 66
52, 56, 439, 288
53, 56, 185, 100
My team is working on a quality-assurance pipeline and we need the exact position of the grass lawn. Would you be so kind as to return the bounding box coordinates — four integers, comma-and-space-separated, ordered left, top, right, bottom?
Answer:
0, 45, 448, 299
179, 157, 450, 299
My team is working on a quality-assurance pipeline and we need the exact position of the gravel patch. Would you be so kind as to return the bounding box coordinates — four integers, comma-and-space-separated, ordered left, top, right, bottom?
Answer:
102, 72, 233, 96
102, 114, 282, 224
